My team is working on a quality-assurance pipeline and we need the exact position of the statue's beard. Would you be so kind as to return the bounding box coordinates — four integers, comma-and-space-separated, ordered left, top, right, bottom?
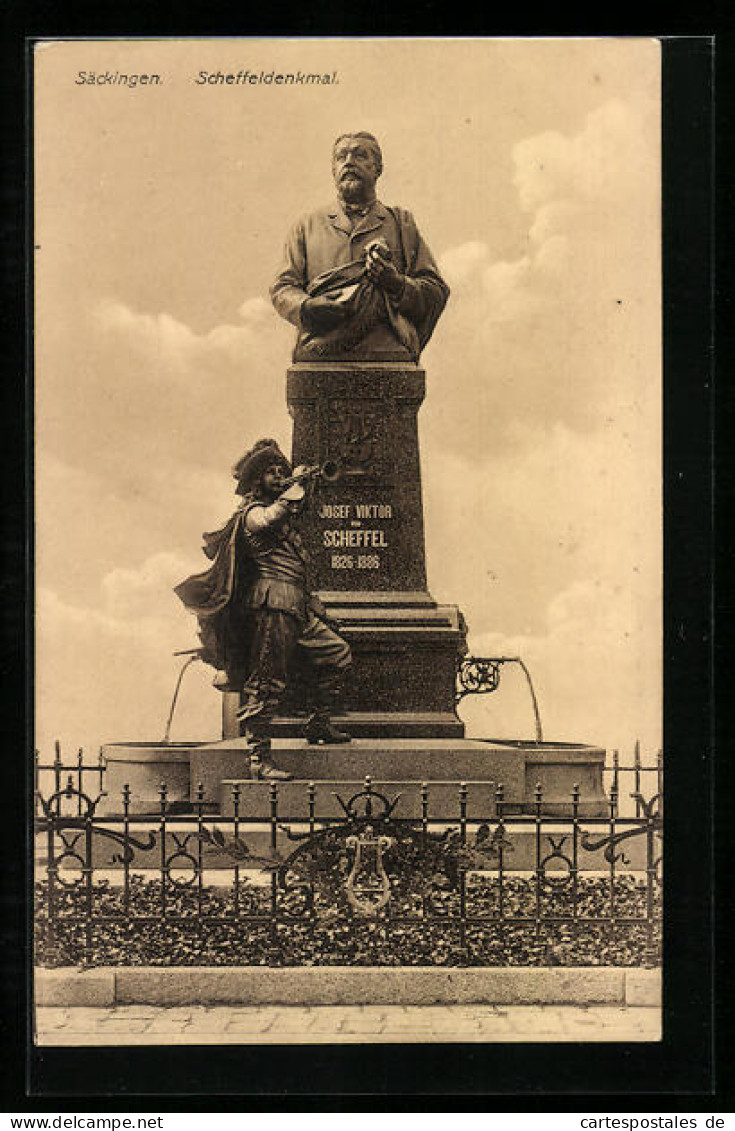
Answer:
338, 173, 374, 204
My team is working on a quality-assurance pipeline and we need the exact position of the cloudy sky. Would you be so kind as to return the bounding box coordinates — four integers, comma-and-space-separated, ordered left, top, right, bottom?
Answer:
34, 38, 661, 759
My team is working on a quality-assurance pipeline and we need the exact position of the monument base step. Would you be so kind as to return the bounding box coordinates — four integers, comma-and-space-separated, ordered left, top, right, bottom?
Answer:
98, 737, 607, 817
191, 736, 606, 815
267, 711, 465, 740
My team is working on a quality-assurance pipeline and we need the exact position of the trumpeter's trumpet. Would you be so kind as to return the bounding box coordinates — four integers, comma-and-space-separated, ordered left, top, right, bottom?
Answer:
279, 460, 341, 489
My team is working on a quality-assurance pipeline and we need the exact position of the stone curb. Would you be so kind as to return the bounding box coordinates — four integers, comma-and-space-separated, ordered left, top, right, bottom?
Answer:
35, 969, 116, 1007
35, 967, 661, 1008
624, 968, 662, 1006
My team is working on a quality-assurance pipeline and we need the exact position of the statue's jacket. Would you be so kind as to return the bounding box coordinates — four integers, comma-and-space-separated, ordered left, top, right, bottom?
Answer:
270, 200, 449, 361
174, 498, 311, 677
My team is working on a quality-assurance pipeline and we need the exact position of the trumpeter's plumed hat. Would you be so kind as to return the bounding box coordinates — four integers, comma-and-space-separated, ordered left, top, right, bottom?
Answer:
232, 439, 292, 496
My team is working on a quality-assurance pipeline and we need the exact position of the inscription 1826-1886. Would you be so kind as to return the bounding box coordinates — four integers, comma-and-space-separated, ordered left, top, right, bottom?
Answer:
318, 499, 394, 571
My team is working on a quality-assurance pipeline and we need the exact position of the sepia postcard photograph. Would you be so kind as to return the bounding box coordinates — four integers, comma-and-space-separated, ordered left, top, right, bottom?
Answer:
32, 36, 667, 1056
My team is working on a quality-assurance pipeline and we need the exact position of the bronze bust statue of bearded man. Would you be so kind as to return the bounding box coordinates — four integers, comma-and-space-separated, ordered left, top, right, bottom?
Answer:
270, 132, 449, 362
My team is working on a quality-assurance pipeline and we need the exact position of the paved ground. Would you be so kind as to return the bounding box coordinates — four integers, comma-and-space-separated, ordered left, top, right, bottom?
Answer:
35, 1004, 661, 1044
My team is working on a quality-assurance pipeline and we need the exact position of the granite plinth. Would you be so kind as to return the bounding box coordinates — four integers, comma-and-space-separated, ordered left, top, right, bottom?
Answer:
488, 739, 608, 816
224, 708, 465, 742
217, 779, 510, 820
320, 592, 466, 732
221, 594, 467, 741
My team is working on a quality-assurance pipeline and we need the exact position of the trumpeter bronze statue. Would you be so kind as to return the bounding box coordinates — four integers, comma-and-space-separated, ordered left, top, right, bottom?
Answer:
174, 439, 352, 780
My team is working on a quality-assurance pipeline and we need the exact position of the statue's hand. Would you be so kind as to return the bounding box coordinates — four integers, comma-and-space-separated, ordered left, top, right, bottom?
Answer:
365, 242, 404, 298
280, 482, 305, 504
301, 296, 349, 333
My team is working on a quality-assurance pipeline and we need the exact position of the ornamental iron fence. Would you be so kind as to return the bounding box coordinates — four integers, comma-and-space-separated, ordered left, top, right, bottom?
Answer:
34, 745, 662, 969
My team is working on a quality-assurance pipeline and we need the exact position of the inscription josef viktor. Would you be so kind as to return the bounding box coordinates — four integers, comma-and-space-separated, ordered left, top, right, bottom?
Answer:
319, 500, 393, 568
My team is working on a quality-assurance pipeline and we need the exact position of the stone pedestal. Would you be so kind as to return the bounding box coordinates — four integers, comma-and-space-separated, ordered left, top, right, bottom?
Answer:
287, 363, 430, 592
222, 362, 467, 741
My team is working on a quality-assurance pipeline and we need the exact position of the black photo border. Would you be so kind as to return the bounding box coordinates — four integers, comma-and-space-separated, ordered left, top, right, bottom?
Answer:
1, 13, 722, 1108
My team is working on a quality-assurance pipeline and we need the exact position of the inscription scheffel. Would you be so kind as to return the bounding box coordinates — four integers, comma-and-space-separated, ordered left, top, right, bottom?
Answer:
317, 496, 394, 573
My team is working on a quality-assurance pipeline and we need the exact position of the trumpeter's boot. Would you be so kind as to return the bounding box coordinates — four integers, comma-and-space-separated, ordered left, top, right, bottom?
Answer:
246, 737, 293, 781
240, 709, 293, 781
303, 686, 351, 745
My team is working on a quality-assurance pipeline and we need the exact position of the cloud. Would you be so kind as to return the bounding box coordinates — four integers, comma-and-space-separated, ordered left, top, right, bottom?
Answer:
101, 551, 192, 619
424, 415, 660, 634
36, 560, 222, 757
37, 292, 294, 603
41, 293, 293, 507
458, 572, 660, 755
440, 241, 490, 285
423, 411, 660, 752
425, 97, 660, 452
96, 295, 279, 373
513, 99, 653, 212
